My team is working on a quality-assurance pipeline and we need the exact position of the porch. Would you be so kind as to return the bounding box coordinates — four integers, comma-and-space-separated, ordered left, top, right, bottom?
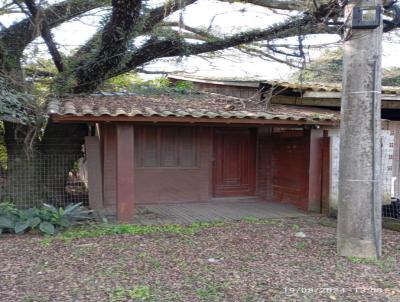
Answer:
98, 200, 308, 225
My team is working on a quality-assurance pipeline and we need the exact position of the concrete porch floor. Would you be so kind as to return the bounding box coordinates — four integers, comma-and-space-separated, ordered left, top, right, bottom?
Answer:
124, 200, 307, 225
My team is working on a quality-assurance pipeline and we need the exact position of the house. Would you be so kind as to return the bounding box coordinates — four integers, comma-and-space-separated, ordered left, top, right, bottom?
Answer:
169, 75, 400, 210
48, 91, 340, 222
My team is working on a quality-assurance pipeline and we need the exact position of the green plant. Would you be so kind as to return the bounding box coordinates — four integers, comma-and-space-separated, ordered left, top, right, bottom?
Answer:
60, 220, 222, 241
174, 80, 193, 92
196, 284, 223, 301
294, 241, 308, 250
242, 216, 259, 222
128, 285, 152, 300
41, 203, 92, 228
0, 202, 92, 235
111, 285, 152, 301
348, 256, 397, 273
291, 223, 300, 230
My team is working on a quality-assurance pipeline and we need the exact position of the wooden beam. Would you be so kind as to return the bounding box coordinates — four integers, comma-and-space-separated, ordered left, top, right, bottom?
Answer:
304, 90, 400, 101
85, 136, 104, 210
271, 95, 400, 109
307, 129, 323, 212
116, 124, 135, 222
51, 114, 338, 126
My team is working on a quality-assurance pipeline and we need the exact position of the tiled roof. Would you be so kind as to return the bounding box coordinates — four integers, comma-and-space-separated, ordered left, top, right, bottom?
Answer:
48, 92, 339, 124
168, 74, 400, 95
266, 81, 400, 95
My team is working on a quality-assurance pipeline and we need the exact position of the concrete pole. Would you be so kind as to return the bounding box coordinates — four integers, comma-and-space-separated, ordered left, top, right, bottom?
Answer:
337, 0, 383, 258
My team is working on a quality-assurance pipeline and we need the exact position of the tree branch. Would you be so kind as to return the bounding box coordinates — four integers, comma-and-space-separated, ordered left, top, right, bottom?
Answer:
72, 0, 198, 64
114, 15, 336, 77
0, 0, 108, 61
217, 0, 328, 10
139, 0, 198, 33
73, 0, 142, 93
23, 0, 64, 72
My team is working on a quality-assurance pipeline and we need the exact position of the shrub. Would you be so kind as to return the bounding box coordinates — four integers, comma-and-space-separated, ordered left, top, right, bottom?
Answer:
0, 202, 92, 235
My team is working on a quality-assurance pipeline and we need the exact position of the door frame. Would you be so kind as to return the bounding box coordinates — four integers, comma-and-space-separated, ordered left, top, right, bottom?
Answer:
211, 127, 257, 198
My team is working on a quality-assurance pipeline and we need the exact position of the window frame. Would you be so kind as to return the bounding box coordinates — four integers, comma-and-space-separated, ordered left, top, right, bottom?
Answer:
135, 125, 199, 169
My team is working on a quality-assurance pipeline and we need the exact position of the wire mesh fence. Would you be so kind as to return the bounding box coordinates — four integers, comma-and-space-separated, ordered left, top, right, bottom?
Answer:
383, 198, 400, 220
0, 148, 88, 208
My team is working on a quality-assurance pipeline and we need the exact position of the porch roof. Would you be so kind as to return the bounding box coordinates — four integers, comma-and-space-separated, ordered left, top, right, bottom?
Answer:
48, 92, 340, 125
168, 74, 400, 97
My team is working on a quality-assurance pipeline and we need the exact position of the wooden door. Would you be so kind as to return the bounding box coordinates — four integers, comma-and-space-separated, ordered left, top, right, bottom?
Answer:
213, 128, 256, 197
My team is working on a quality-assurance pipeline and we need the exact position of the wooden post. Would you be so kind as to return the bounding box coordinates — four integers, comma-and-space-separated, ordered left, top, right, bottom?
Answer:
116, 124, 135, 222
308, 128, 323, 212
338, 0, 383, 258
85, 136, 103, 210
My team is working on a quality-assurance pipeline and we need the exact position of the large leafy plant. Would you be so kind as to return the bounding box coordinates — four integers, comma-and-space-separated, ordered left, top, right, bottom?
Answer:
0, 202, 92, 235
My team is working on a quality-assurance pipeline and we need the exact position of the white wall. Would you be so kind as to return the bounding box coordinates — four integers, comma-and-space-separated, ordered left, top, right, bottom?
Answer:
328, 128, 394, 212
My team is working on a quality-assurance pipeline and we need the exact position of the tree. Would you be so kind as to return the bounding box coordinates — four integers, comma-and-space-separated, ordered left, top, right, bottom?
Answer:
291, 48, 400, 84
0, 0, 398, 205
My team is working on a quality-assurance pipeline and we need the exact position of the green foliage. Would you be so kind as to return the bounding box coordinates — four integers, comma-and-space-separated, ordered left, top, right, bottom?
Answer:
294, 241, 307, 250
242, 216, 259, 222
0, 77, 38, 125
196, 284, 224, 300
291, 48, 343, 83
0, 202, 92, 235
59, 220, 224, 242
101, 75, 196, 95
347, 255, 396, 272
292, 48, 400, 85
0, 122, 7, 169
382, 67, 400, 86
174, 80, 194, 92
111, 285, 152, 301
101, 73, 142, 91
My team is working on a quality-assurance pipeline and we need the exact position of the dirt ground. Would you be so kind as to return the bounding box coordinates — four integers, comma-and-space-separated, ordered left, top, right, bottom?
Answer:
0, 216, 399, 302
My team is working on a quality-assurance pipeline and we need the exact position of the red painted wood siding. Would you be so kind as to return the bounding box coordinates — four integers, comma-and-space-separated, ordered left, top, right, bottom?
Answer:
213, 128, 256, 197
134, 126, 211, 204
102, 124, 117, 207
116, 124, 135, 221
271, 129, 310, 210
257, 128, 311, 210
257, 127, 273, 201
135, 126, 197, 168
101, 124, 319, 211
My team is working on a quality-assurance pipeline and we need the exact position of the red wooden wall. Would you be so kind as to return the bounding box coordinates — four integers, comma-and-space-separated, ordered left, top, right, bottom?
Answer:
257, 128, 317, 211
271, 129, 310, 211
102, 124, 212, 207
134, 126, 211, 204
100, 123, 324, 215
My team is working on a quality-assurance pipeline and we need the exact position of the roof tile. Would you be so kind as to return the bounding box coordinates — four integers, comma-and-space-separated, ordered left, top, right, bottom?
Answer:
49, 92, 340, 124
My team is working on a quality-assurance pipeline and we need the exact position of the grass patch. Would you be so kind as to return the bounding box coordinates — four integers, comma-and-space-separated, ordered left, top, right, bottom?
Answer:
196, 284, 224, 301
40, 221, 226, 244
241, 216, 282, 226
318, 219, 337, 228
242, 216, 260, 222
348, 256, 397, 272
111, 285, 152, 301
383, 219, 400, 232
294, 241, 308, 250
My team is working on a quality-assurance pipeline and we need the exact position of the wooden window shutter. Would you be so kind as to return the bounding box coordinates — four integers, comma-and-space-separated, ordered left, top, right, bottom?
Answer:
160, 127, 179, 167
136, 126, 159, 167
179, 127, 197, 167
